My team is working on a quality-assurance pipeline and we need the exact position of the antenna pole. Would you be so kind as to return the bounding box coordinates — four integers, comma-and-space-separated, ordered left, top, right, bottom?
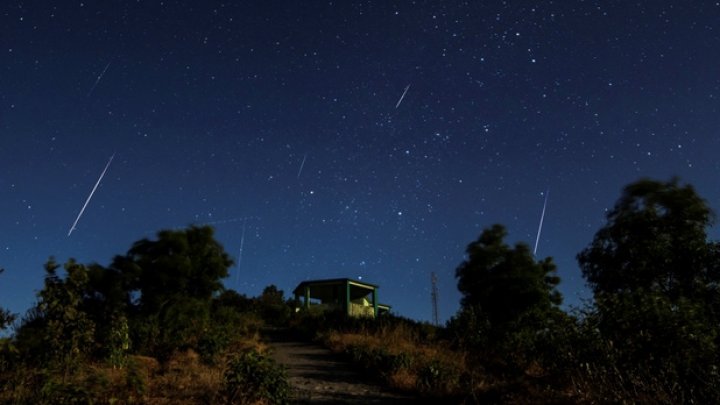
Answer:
431, 272, 439, 326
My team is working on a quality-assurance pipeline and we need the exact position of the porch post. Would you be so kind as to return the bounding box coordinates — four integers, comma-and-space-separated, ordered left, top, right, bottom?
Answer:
372, 287, 378, 318
346, 280, 351, 316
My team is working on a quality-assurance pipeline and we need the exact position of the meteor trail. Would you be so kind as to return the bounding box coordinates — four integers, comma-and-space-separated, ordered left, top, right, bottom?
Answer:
395, 84, 411, 109
297, 153, 307, 178
199, 217, 249, 226
87, 62, 111, 97
235, 219, 247, 285
67, 153, 115, 236
533, 189, 550, 256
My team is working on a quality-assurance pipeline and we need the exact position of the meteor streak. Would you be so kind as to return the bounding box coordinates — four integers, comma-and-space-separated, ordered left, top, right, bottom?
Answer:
87, 62, 111, 97
235, 219, 247, 285
533, 189, 550, 256
395, 84, 411, 109
200, 216, 251, 226
297, 153, 307, 178
67, 153, 115, 236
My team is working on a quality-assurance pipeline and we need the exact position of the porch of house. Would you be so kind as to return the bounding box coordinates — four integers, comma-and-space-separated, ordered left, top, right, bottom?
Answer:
293, 278, 390, 318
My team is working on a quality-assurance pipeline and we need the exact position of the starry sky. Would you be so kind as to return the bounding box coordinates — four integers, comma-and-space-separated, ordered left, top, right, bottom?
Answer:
2, 1, 720, 324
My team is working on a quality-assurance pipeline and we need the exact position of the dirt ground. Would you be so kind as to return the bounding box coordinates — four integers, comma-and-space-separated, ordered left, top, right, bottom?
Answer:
264, 329, 418, 404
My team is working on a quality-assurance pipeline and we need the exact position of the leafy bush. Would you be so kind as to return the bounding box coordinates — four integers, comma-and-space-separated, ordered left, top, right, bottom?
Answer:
198, 308, 263, 365
124, 358, 146, 400
222, 349, 289, 404
0, 337, 19, 374
416, 358, 461, 395
567, 295, 720, 403
573, 178, 720, 402
107, 313, 130, 368
40, 378, 95, 405
10, 259, 98, 378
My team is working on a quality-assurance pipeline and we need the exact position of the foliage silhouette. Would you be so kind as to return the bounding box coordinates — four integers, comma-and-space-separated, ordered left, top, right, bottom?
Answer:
0, 268, 15, 332
15, 259, 96, 375
223, 349, 289, 405
577, 178, 720, 402
454, 224, 563, 342
449, 224, 570, 384
110, 225, 234, 359
256, 284, 292, 326
119, 225, 233, 315
578, 177, 718, 299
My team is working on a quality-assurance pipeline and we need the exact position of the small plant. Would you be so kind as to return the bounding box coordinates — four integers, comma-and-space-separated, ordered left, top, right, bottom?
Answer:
40, 378, 94, 405
124, 359, 146, 400
416, 358, 461, 395
108, 314, 130, 369
222, 349, 290, 404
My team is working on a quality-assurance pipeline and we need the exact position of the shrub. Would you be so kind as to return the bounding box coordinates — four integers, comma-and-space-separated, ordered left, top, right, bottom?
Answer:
0, 337, 18, 374
199, 310, 263, 365
124, 359, 146, 400
416, 358, 461, 395
222, 349, 289, 404
107, 313, 130, 368
40, 378, 94, 405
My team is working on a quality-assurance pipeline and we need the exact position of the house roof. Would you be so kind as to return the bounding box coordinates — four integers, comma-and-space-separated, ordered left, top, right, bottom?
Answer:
292, 278, 379, 296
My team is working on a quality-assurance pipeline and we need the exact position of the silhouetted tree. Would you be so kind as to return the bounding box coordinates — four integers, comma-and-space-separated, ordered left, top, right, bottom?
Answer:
79, 263, 133, 364
213, 289, 253, 313
256, 285, 291, 326
15, 259, 96, 375
577, 178, 720, 402
450, 223, 567, 376
120, 225, 233, 315
579, 178, 718, 300
258, 285, 284, 306
0, 269, 15, 332
111, 226, 233, 359
455, 224, 562, 340
198, 290, 260, 364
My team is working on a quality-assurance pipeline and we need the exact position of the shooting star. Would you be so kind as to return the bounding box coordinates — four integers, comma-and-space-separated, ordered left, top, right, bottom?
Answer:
235, 219, 247, 285
67, 153, 115, 236
297, 153, 307, 178
87, 62, 111, 97
199, 216, 253, 226
395, 84, 411, 109
533, 189, 550, 256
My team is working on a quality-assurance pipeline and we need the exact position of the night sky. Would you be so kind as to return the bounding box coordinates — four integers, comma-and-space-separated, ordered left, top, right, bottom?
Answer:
2, 1, 720, 324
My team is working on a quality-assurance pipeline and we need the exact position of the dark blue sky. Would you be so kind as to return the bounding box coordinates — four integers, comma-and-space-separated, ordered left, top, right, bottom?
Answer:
2, 1, 720, 323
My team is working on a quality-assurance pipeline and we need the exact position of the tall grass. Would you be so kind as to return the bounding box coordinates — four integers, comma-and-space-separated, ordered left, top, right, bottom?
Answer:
0, 325, 284, 404
290, 311, 478, 399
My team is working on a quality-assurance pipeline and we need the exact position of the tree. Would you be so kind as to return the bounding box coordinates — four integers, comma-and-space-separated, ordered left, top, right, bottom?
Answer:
256, 285, 291, 326
258, 285, 285, 307
577, 178, 720, 402
0, 268, 18, 377
213, 289, 253, 314
578, 178, 717, 299
111, 225, 233, 358
120, 225, 233, 315
15, 259, 96, 374
198, 290, 258, 364
454, 224, 563, 345
0, 268, 15, 332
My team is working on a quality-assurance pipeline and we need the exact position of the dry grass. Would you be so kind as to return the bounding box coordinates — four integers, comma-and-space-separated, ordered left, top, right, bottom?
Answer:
0, 335, 269, 405
388, 367, 417, 391
321, 323, 471, 397
144, 336, 269, 404
147, 349, 223, 404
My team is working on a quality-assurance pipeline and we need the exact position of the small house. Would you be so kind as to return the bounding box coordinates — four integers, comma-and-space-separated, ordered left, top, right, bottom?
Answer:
293, 278, 391, 318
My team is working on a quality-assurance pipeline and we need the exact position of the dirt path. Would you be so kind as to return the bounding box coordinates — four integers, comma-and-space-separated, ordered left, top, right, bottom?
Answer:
264, 329, 416, 404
